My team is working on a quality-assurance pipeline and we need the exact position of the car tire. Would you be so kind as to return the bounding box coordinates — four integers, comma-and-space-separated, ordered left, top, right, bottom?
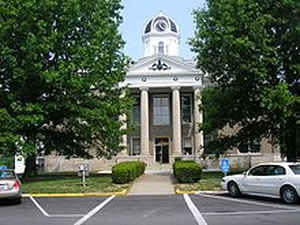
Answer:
12, 197, 22, 205
228, 181, 241, 198
281, 186, 299, 204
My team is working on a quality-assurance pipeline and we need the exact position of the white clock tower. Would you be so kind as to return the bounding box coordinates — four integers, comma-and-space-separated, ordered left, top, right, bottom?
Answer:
142, 12, 180, 57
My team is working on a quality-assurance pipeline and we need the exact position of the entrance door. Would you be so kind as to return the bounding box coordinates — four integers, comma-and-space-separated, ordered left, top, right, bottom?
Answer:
155, 138, 169, 164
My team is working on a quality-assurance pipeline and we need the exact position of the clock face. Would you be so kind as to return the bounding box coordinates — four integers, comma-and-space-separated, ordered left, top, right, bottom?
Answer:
155, 20, 168, 32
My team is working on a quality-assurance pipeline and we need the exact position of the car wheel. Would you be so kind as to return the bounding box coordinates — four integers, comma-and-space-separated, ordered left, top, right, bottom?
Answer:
12, 197, 22, 205
281, 186, 299, 204
228, 181, 241, 197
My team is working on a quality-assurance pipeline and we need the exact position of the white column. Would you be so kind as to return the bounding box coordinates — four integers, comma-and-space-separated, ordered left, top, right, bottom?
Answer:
119, 113, 127, 155
194, 86, 204, 157
119, 89, 128, 155
140, 87, 149, 155
172, 86, 182, 155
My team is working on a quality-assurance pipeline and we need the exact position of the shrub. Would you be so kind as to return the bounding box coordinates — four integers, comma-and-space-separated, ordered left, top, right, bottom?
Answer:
173, 160, 202, 183
112, 161, 146, 184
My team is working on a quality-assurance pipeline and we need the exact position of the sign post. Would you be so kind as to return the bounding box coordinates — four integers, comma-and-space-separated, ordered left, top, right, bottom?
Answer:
14, 154, 25, 177
220, 158, 230, 176
78, 164, 89, 187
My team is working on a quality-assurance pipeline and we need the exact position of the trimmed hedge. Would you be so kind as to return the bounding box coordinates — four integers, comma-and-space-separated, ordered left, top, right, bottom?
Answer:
173, 160, 202, 183
112, 161, 146, 184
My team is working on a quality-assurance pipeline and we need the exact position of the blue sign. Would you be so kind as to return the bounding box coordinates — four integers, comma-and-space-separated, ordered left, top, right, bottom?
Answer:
0, 165, 8, 170
220, 158, 230, 174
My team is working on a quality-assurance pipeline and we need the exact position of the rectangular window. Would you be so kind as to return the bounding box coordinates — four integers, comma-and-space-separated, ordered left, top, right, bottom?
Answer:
132, 97, 140, 125
183, 137, 192, 155
181, 95, 192, 123
239, 139, 260, 153
204, 132, 217, 154
153, 96, 170, 126
130, 137, 141, 156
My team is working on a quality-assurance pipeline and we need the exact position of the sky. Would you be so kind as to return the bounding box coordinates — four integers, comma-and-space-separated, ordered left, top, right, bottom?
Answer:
120, 0, 207, 60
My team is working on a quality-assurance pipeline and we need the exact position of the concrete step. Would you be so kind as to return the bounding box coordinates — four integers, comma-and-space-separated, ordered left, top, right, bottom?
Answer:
145, 162, 173, 173
128, 173, 175, 195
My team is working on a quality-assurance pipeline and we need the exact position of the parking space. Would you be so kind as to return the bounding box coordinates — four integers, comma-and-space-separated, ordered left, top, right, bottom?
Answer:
205, 193, 300, 210
0, 194, 300, 225
34, 197, 108, 216
85, 195, 198, 225
191, 194, 300, 225
0, 197, 78, 225
190, 194, 296, 214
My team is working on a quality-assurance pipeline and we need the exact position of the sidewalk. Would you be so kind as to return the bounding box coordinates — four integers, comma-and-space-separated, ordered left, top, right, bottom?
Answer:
128, 172, 175, 195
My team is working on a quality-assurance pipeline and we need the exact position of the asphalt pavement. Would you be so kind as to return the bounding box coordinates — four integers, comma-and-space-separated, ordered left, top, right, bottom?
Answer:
0, 194, 300, 225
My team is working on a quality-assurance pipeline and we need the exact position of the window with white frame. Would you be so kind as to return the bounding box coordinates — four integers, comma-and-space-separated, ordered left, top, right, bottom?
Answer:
130, 137, 141, 156
183, 137, 193, 155
203, 131, 218, 154
239, 139, 261, 153
181, 95, 192, 123
153, 96, 170, 126
132, 97, 140, 125
158, 41, 164, 55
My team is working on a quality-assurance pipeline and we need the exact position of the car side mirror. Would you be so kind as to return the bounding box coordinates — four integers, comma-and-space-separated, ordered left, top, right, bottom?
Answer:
243, 171, 247, 176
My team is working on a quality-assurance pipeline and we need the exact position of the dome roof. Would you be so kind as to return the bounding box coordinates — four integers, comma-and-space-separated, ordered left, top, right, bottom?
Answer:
143, 12, 179, 35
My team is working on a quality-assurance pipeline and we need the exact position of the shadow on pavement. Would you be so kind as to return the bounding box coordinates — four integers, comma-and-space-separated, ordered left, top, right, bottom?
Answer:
213, 193, 300, 205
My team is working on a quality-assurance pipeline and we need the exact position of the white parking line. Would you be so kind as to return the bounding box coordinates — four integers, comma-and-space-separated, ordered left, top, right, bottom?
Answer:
73, 195, 115, 225
49, 214, 84, 218
202, 209, 300, 216
29, 196, 84, 218
183, 194, 208, 225
30, 196, 50, 217
197, 193, 300, 210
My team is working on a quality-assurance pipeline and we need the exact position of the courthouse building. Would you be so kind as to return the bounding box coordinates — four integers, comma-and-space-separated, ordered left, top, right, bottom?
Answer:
118, 12, 204, 166
45, 13, 281, 172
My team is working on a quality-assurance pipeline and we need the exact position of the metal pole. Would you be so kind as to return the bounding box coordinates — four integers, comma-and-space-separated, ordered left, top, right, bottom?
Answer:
82, 170, 86, 187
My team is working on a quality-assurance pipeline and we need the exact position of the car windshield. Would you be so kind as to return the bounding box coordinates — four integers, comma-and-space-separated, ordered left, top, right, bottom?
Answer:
0, 170, 15, 179
289, 165, 300, 175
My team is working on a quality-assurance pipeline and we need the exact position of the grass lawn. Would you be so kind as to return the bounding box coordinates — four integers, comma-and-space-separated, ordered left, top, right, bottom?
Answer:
22, 172, 129, 194
175, 170, 247, 192
175, 171, 224, 192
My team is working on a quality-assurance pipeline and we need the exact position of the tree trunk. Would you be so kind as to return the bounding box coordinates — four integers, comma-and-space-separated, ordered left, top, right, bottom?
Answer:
24, 154, 37, 177
286, 117, 297, 162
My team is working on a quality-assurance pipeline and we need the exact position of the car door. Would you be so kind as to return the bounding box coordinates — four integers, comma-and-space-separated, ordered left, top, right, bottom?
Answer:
241, 165, 266, 193
258, 165, 286, 196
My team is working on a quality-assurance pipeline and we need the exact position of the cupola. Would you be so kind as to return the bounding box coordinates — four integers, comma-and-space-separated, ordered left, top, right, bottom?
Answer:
142, 12, 180, 57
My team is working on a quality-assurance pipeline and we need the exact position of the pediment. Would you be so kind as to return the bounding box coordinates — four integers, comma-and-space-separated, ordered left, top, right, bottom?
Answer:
127, 55, 199, 76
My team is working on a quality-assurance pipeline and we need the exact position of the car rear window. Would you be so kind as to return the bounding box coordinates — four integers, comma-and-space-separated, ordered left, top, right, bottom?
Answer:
289, 165, 300, 175
0, 170, 15, 179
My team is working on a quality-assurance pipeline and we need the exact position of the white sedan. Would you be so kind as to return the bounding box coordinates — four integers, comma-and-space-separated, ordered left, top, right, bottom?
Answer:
221, 162, 300, 204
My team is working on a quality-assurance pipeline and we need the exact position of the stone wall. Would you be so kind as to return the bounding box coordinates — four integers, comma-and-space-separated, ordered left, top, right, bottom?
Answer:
44, 154, 193, 173
44, 135, 281, 173
44, 151, 282, 173
199, 152, 282, 171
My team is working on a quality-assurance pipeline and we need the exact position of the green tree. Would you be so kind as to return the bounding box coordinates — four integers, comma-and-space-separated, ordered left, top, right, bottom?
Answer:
0, 0, 132, 175
191, 0, 300, 161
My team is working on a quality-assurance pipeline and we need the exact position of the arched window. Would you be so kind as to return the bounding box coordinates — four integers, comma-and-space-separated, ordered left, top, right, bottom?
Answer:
158, 42, 164, 55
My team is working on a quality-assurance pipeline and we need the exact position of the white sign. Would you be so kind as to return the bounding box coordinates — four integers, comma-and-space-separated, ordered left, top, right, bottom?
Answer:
14, 154, 25, 174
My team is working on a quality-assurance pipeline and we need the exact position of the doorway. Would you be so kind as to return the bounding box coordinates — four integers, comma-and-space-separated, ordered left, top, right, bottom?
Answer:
155, 137, 169, 164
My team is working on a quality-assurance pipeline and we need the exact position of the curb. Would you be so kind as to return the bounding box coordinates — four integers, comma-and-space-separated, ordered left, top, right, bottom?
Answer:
175, 189, 196, 195
22, 189, 127, 197
175, 190, 226, 195
195, 191, 227, 195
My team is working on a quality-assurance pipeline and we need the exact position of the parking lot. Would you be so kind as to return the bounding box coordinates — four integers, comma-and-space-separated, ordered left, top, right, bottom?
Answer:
0, 194, 300, 225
